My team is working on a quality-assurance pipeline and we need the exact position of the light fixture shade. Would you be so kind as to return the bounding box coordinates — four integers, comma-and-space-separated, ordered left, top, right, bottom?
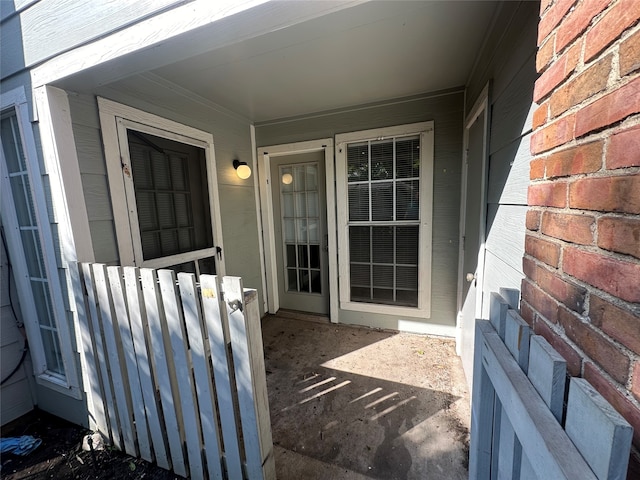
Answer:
233, 159, 252, 179
282, 173, 293, 185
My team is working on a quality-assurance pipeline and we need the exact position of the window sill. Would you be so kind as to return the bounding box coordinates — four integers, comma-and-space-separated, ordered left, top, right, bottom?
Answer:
339, 300, 431, 319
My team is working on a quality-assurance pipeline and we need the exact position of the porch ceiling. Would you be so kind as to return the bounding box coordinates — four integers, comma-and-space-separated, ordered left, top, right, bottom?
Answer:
59, 1, 500, 123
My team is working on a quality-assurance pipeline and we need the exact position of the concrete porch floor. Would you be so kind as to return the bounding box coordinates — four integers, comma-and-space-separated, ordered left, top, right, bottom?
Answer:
261, 312, 471, 480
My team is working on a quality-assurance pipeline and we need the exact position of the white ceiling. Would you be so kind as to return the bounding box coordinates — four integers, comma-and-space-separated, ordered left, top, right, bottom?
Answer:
62, 1, 501, 123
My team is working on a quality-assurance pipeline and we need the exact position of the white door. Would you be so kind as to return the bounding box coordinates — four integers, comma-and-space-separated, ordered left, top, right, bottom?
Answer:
459, 89, 489, 387
269, 151, 329, 315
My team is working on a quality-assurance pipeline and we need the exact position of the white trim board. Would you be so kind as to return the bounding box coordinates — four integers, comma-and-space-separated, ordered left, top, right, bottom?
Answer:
257, 139, 337, 322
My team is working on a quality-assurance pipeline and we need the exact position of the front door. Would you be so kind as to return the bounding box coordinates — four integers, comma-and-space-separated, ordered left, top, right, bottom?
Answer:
269, 151, 329, 315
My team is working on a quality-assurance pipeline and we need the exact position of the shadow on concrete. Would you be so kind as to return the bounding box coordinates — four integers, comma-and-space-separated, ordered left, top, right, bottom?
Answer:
262, 314, 469, 480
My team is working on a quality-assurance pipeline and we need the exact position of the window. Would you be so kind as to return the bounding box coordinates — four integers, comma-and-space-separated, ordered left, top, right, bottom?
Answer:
99, 98, 225, 276
1, 88, 80, 396
336, 122, 433, 317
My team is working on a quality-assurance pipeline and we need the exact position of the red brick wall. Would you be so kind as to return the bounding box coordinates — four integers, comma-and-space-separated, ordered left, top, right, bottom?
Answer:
525, 0, 640, 476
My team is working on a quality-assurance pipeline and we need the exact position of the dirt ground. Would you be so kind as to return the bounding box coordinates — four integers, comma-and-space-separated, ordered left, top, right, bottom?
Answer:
0, 409, 178, 479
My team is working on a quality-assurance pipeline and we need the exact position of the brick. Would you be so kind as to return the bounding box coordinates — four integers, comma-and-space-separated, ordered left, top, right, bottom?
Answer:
520, 298, 536, 326
584, 362, 640, 448
522, 278, 560, 323
530, 158, 546, 179
549, 54, 612, 118
530, 114, 576, 154
534, 316, 583, 376
620, 28, 640, 76
633, 362, 640, 402
575, 76, 640, 137
541, 211, 595, 244
525, 235, 561, 267
585, 0, 640, 61
528, 181, 567, 207
591, 294, 640, 355
563, 246, 640, 302
598, 216, 640, 259
569, 174, 640, 214
608, 124, 640, 169
533, 102, 549, 130
534, 43, 581, 102
545, 141, 603, 177
540, 0, 554, 16
525, 256, 587, 312
537, 36, 556, 73
559, 306, 630, 383
539, 0, 578, 45
556, 0, 611, 52
526, 209, 541, 231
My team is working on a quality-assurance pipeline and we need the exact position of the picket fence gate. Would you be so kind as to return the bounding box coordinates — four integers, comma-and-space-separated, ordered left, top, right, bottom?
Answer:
469, 291, 633, 480
71, 262, 275, 480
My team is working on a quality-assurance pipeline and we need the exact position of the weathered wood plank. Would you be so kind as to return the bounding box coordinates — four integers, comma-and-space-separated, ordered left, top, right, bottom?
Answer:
200, 275, 243, 480
123, 267, 169, 469
527, 336, 566, 423
140, 268, 186, 477
469, 321, 496, 479
565, 378, 633, 480
224, 277, 275, 480
489, 292, 509, 339
72, 262, 108, 436
478, 320, 597, 480
504, 309, 530, 374
81, 263, 118, 448
158, 269, 203, 479
177, 273, 223, 480
107, 266, 147, 460
92, 263, 136, 455
497, 413, 522, 480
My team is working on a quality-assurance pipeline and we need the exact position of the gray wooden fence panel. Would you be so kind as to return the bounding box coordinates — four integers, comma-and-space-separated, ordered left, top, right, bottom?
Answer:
123, 267, 170, 469
489, 291, 509, 339
200, 274, 244, 480
140, 268, 185, 476
478, 320, 597, 479
107, 266, 149, 461
565, 378, 633, 480
177, 273, 224, 480
92, 263, 136, 455
504, 309, 530, 374
527, 336, 566, 423
158, 269, 203, 479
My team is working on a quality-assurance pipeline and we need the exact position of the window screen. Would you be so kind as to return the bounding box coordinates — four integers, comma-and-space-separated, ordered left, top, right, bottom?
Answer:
127, 130, 213, 267
346, 136, 420, 307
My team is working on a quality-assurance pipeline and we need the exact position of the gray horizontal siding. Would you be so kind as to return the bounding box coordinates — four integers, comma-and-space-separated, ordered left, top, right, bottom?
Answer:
257, 90, 464, 331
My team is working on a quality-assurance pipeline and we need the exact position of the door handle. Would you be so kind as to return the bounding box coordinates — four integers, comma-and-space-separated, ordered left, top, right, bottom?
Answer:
466, 272, 476, 282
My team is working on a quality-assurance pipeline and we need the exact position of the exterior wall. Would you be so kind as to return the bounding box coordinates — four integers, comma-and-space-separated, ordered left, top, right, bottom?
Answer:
525, 0, 640, 475
0, 232, 34, 426
67, 80, 264, 310
256, 90, 463, 333
465, 0, 540, 318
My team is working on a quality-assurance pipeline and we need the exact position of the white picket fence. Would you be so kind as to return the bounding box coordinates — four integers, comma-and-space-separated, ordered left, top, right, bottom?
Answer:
71, 262, 275, 479
469, 291, 633, 480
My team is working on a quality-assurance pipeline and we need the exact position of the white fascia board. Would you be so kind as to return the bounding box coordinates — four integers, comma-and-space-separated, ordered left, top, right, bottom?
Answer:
30, 0, 365, 89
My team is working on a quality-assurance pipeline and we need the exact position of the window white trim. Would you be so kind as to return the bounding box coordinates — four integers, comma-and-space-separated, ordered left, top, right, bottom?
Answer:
98, 97, 225, 274
335, 121, 433, 318
1, 86, 81, 398
257, 139, 337, 322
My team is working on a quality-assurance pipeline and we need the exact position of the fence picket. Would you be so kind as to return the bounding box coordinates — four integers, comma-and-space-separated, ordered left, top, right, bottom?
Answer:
93, 263, 136, 455
178, 273, 224, 480
123, 267, 169, 469
108, 266, 148, 460
158, 269, 203, 479
527, 336, 566, 423
565, 378, 633, 480
73, 262, 109, 439
140, 268, 185, 476
200, 274, 243, 480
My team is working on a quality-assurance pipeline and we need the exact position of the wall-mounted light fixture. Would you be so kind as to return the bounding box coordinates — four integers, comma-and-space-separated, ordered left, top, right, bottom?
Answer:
233, 159, 251, 179
281, 173, 293, 185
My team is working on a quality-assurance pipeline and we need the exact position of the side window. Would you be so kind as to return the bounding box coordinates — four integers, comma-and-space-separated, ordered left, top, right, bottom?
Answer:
336, 122, 433, 318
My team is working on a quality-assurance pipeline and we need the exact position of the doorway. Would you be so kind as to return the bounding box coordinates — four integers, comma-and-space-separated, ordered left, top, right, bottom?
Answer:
258, 139, 337, 320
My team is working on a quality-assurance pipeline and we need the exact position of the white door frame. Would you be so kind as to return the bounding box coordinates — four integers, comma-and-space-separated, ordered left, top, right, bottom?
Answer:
456, 83, 490, 350
257, 139, 338, 322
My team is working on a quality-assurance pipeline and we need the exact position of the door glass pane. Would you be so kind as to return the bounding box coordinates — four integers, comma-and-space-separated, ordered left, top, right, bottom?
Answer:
311, 270, 321, 293
280, 162, 321, 294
